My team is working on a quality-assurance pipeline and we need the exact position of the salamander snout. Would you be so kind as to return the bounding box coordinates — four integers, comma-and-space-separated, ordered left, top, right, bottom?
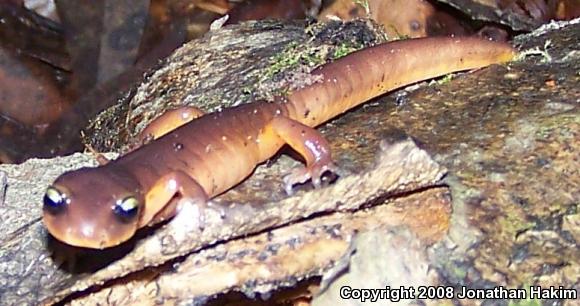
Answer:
42, 167, 144, 249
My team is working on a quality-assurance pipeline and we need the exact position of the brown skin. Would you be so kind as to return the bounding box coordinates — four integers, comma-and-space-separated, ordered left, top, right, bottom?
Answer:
43, 37, 516, 249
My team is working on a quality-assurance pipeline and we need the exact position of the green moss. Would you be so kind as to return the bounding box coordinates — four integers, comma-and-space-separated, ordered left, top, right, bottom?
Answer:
497, 211, 536, 236
331, 42, 363, 59
436, 73, 455, 85
263, 42, 325, 79
449, 264, 468, 280
272, 86, 291, 97
440, 259, 468, 280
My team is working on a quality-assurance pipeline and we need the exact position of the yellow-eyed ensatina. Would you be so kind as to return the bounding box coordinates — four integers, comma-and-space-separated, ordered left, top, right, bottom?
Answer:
42, 37, 515, 249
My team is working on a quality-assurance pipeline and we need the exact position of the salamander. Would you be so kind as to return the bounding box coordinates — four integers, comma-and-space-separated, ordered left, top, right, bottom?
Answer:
42, 37, 515, 249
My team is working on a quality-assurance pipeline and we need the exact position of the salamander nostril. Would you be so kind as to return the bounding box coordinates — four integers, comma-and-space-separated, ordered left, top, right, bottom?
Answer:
43, 187, 68, 215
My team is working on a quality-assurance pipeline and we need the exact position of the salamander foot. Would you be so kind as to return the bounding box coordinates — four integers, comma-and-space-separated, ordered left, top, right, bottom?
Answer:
283, 161, 338, 195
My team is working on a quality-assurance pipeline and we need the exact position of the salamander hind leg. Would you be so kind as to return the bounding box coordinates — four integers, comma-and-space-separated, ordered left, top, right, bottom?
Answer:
141, 170, 209, 229
269, 116, 338, 195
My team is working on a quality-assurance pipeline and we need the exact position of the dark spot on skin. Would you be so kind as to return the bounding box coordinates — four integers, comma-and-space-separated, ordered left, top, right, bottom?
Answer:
381, 73, 386, 82
410, 20, 421, 31
349, 7, 360, 17
301, 130, 305, 136
173, 143, 184, 151
304, 109, 310, 118
243, 141, 248, 147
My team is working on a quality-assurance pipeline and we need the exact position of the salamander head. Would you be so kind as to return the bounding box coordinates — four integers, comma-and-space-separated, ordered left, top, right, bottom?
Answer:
42, 167, 144, 249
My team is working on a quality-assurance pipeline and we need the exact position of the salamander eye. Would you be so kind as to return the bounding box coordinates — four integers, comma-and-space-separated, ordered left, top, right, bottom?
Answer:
43, 187, 69, 215
113, 196, 140, 222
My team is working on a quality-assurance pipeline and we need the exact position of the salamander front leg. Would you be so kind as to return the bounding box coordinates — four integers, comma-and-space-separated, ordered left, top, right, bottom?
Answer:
137, 106, 205, 145
140, 170, 209, 229
269, 116, 338, 194
127, 106, 205, 152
